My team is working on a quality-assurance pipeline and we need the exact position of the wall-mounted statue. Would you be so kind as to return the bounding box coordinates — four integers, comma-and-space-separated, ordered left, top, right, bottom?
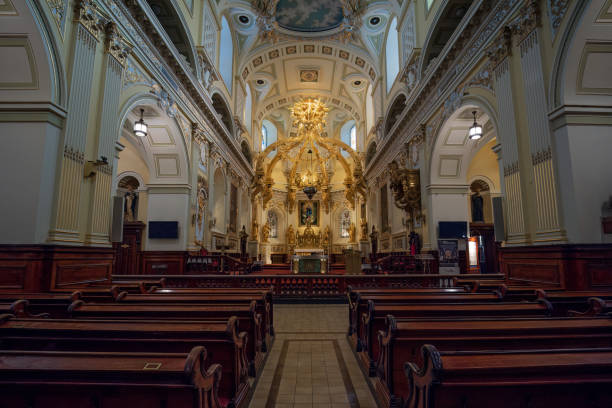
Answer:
261, 220, 270, 243
349, 222, 357, 243
239, 225, 249, 256
360, 218, 368, 241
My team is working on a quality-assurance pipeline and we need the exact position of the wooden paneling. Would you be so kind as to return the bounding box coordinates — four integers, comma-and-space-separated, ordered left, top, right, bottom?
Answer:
499, 244, 612, 290
140, 251, 187, 275
0, 245, 114, 292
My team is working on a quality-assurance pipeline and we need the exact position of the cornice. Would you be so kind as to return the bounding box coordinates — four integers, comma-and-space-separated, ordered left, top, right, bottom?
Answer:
104, 0, 253, 179
365, 0, 523, 181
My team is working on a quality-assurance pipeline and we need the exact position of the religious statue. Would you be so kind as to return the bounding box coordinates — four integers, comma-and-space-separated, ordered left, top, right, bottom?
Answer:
287, 224, 296, 246
360, 218, 368, 241
239, 225, 248, 256
124, 186, 137, 222
349, 222, 357, 243
197, 188, 207, 226
321, 225, 330, 247
321, 188, 331, 214
471, 191, 484, 222
251, 219, 259, 239
409, 231, 421, 256
261, 221, 270, 243
370, 225, 379, 259
287, 188, 297, 213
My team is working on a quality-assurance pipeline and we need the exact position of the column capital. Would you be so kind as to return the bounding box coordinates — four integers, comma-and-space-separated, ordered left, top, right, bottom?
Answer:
104, 22, 131, 67
486, 26, 513, 69
74, 0, 104, 40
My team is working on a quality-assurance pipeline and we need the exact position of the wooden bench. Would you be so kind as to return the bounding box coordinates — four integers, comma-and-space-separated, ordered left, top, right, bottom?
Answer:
373, 315, 612, 407
0, 346, 226, 408
536, 289, 612, 316
404, 345, 612, 408
357, 299, 553, 374
117, 290, 274, 342
67, 300, 266, 375
0, 314, 251, 407
0, 299, 50, 318
568, 297, 612, 317
348, 292, 506, 346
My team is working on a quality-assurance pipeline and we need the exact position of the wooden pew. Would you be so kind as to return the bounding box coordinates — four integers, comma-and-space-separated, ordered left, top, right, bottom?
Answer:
0, 299, 50, 318
404, 345, 612, 408
568, 297, 612, 317
117, 290, 275, 342
67, 299, 265, 375
536, 289, 612, 316
348, 291, 506, 346
358, 299, 553, 373
0, 314, 250, 407
373, 315, 612, 407
0, 346, 226, 408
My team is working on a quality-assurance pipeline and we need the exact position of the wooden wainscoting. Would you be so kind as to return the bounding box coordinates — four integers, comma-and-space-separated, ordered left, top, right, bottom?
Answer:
140, 251, 188, 275
0, 245, 114, 292
499, 244, 612, 290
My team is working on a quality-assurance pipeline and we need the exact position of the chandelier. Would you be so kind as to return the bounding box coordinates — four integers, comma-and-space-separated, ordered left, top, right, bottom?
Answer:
133, 108, 148, 138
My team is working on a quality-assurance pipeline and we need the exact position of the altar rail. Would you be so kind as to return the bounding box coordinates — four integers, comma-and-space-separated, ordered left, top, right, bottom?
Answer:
112, 274, 491, 298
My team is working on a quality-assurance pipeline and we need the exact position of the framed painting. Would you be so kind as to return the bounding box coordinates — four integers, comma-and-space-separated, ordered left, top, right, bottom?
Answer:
299, 200, 319, 226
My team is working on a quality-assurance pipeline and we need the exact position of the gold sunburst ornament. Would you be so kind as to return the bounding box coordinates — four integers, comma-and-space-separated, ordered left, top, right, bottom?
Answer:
289, 98, 329, 136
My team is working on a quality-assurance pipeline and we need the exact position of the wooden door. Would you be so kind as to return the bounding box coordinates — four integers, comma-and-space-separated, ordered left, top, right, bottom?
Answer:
114, 222, 145, 275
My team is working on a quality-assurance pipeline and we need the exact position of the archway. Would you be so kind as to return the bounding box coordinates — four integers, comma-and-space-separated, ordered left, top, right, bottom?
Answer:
212, 167, 226, 233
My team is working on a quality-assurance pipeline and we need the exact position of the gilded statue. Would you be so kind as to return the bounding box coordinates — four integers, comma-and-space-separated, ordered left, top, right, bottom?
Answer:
261, 221, 270, 243
251, 219, 259, 239
349, 222, 357, 243
197, 188, 207, 226
287, 188, 297, 213
287, 224, 296, 245
321, 188, 331, 214
360, 218, 368, 241
321, 225, 330, 247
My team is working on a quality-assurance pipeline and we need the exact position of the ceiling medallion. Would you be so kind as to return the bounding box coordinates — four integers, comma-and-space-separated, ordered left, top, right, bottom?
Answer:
299, 69, 319, 83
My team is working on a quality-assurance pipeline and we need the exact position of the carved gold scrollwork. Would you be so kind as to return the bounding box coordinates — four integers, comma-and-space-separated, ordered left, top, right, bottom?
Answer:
388, 160, 422, 225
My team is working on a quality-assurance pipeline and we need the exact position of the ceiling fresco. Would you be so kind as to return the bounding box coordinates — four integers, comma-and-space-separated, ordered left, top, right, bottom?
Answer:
275, 0, 344, 32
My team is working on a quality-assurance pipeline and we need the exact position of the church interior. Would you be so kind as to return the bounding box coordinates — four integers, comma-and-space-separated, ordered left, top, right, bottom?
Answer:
0, 0, 611, 406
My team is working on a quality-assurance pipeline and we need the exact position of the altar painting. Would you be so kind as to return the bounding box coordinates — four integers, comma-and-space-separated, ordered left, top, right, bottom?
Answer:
299, 200, 319, 226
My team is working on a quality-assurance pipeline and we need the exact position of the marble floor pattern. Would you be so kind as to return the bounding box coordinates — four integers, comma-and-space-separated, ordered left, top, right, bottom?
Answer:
248, 304, 378, 408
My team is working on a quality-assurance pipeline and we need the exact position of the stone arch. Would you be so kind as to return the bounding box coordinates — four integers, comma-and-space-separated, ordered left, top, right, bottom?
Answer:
211, 92, 234, 135
212, 166, 226, 232
385, 93, 407, 135
365, 141, 377, 166
144, 0, 198, 73
241, 139, 252, 165
420, 0, 474, 75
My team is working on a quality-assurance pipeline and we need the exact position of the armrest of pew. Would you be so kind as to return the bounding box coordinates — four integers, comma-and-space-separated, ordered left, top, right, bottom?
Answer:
109, 285, 128, 301
375, 315, 397, 381
536, 297, 554, 316
9, 299, 50, 318
568, 297, 610, 317
0, 313, 14, 323
184, 346, 224, 408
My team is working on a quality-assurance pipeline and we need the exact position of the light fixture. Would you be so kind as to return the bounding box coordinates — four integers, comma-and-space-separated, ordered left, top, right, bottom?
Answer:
468, 110, 482, 140
133, 108, 148, 138
303, 149, 317, 200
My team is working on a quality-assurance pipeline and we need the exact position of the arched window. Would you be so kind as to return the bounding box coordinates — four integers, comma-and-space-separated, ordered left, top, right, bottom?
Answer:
261, 120, 277, 154
340, 210, 351, 238
244, 84, 252, 134
385, 17, 400, 92
219, 16, 233, 93
340, 120, 356, 157
350, 125, 357, 150
268, 211, 278, 238
261, 124, 268, 150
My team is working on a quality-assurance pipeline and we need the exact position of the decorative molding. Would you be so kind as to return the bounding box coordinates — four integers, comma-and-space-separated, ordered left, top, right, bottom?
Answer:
548, 0, 570, 37
104, 22, 131, 67
74, 0, 103, 40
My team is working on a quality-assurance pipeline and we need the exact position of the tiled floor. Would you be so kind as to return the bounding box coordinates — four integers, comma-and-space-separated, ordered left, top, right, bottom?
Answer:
248, 304, 378, 408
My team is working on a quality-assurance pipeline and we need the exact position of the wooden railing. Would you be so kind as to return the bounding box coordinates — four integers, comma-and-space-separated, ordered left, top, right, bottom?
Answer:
114, 273, 479, 298
185, 255, 251, 275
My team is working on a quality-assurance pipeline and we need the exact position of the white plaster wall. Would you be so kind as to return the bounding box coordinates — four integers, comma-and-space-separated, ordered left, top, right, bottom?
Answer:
554, 124, 612, 243
0, 122, 60, 243
428, 189, 469, 249
144, 191, 190, 251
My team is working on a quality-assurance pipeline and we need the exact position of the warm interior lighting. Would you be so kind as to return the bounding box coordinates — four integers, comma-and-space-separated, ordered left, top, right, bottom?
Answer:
468, 110, 482, 140
302, 149, 317, 200
133, 108, 148, 138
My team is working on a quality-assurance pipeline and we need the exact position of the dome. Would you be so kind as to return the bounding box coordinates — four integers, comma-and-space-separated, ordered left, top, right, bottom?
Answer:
275, 0, 344, 33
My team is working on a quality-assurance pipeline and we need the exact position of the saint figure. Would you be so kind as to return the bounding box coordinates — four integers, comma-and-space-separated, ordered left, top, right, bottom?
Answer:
239, 225, 248, 256
370, 225, 379, 258
471, 192, 484, 222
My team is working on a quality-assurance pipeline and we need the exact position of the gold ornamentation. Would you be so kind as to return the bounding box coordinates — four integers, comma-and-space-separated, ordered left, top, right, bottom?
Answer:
388, 161, 422, 221
261, 220, 270, 243
74, 0, 102, 40
104, 22, 130, 67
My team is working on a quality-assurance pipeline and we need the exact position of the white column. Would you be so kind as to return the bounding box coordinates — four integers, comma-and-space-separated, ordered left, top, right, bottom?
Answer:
519, 30, 565, 243
494, 58, 528, 245
48, 15, 100, 244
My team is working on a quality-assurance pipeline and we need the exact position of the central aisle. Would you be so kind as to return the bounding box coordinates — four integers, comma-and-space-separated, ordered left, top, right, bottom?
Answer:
248, 304, 378, 408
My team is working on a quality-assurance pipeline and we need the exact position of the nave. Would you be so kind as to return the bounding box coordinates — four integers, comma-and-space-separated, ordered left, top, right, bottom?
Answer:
248, 304, 378, 408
